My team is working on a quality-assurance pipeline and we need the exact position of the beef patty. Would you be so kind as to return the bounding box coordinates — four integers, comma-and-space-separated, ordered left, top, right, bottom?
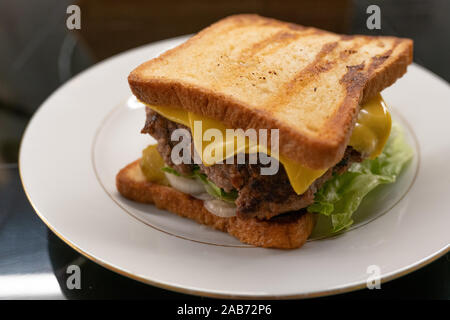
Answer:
142, 109, 362, 219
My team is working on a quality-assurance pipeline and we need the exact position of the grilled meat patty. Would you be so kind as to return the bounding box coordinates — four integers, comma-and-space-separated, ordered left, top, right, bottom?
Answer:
142, 109, 362, 219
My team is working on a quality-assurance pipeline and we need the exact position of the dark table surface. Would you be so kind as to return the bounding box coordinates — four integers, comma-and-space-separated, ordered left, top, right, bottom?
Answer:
0, 0, 448, 300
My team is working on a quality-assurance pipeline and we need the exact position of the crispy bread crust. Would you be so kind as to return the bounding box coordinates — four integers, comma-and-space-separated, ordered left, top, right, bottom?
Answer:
116, 160, 315, 249
129, 14, 413, 169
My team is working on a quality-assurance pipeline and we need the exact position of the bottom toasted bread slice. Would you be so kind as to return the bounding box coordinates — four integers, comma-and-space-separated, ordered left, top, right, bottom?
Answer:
116, 160, 316, 249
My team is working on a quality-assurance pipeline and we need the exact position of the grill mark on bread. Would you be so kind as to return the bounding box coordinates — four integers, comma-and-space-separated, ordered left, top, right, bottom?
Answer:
262, 41, 339, 111
340, 62, 367, 93
238, 30, 301, 59
320, 62, 367, 150
291, 37, 372, 88
368, 50, 392, 74
339, 40, 400, 93
332, 68, 365, 140
367, 42, 398, 74
236, 28, 321, 69
276, 38, 368, 103
283, 39, 371, 96
293, 41, 339, 80
363, 38, 399, 74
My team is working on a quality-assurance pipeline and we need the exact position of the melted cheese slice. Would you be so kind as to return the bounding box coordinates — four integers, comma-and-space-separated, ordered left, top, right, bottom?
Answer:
144, 94, 391, 195
350, 94, 391, 159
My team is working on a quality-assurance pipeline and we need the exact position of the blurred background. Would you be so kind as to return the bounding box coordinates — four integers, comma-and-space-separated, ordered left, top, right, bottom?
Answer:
0, 0, 448, 299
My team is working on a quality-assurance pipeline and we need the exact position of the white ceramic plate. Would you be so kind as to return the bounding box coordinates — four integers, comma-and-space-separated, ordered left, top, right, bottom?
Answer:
20, 35, 450, 298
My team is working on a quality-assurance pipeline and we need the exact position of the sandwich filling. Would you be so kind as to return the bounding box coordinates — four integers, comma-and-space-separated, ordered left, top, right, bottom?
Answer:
139, 94, 391, 220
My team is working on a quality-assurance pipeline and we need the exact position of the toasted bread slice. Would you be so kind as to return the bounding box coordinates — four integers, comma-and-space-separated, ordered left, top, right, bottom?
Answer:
129, 14, 413, 169
116, 160, 315, 249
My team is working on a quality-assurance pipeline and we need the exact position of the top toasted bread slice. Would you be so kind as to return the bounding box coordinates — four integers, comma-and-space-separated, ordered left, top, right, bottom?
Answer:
128, 14, 413, 169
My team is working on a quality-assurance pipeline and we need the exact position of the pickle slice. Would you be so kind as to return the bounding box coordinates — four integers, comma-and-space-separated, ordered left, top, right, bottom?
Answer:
140, 144, 167, 184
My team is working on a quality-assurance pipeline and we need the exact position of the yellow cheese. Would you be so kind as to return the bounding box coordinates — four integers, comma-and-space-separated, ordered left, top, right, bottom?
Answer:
350, 94, 391, 159
143, 94, 391, 195
147, 104, 190, 127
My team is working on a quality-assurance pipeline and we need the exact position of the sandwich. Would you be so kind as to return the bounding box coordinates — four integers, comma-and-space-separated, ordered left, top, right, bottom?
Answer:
117, 14, 413, 249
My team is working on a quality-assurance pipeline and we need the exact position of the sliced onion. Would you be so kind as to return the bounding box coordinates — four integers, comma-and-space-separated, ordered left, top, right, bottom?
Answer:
164, 173, 205, 195
204, 199, 237, 218
192, 193, 215, 201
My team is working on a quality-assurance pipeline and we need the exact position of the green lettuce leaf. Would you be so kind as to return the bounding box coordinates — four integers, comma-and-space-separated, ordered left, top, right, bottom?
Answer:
307, 124, 414, 232
161, 166, 182, 176
192, 168, 238, 203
